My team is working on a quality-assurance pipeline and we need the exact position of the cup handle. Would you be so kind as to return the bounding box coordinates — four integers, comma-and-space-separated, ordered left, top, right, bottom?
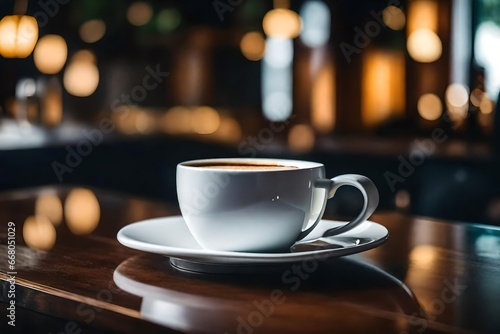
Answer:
297, 174, 379, 240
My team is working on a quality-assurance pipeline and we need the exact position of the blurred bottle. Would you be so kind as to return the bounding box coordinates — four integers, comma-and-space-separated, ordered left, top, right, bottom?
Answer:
15, 78, 38, 129
37, 77, 63, 128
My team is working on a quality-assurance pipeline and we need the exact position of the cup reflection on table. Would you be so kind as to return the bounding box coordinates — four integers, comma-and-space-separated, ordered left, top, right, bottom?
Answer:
113, 254, 424, 333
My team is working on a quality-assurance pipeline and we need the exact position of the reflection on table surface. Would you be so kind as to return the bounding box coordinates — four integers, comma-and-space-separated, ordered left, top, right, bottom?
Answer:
0, 186, 499, 333
114, 254, 422, 334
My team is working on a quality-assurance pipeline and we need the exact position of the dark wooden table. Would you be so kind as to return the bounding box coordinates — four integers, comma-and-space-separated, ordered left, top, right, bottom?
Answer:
0, 186, 499, 334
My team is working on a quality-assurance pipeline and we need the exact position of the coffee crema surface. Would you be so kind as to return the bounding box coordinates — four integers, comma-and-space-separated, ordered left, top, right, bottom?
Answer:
192, 163, 298, 170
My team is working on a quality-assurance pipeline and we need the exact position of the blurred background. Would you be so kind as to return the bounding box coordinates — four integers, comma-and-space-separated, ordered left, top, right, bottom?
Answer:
1, 0, 499, 226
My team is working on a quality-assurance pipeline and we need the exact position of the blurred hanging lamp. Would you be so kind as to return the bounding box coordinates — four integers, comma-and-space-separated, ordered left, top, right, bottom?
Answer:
0, 0, 38, 58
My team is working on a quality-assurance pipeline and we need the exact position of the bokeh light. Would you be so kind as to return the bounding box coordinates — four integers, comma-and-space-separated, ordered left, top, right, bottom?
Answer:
407, 29, 442, 63
113, 107, 156, 134
395, 189, 410, 209
407, 0, 438, 35
16, 78, 36, 97
480, 97, 494, 115
65, 188, 101, 235
262, 36, 294, 122
383, 6, 406, 31
263, 91, 292, 121
299, 1, 330, 48
262, 9, 302, 39
42, 91, 63, 126
41, 78, 63, 127
446, 84, 469, 120
311, 65, 335, 133
162, 106, 191, 135
0, 15, 38, 58
79, 19, 106, 43
409, 245, 438, 268
135, 110, 155, 134
112, 106, 136, 134
33, 35, 67, 74
156, 8, 181, 32
288, 124, 315, 153
213, 117, 242, 143
35, 193, 63, 225
191, 106, 220, 134
263, 37, 293, 68
63, 51, 99, 97
478, 111, 492, 129
64, 61, 99, 97
417, 93, 442, 121
240, 32, 266, 61
71, 49, 96, 63
446, 84, 469, 108
127, 2, 153, 26
161, 106, 234, 139
23, 215, 56, 251
362, 50, 405, 127
470, 88, 484, 107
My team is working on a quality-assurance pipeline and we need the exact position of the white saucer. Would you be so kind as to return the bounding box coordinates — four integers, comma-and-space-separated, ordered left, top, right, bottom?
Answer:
117, 216, 389, 270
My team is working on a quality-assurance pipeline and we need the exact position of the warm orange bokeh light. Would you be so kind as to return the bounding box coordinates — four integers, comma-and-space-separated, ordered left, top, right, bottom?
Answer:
445, 84, 468, 120
35, 193, 63, 225
407, 0, 438, 35
0, 15, 38, 58
63, 51, 99, 97
34, 34, 67, 74
395, 189, 411, 209
446, 84, 469, 108
445, 83, 469, 122
288, 124, 315, 153
362, 50, 405, 127
213, 116, 242, 143
480, 97, 494, 115
470, 88, 484, 107
162, 106, 192, 135
79, 19, 106, 43
407, 29, 442, 63
417, 93, 442, 121
311, 64, 335, 133
127, 2, 153, 26
65, 188, 101, 235
383, 6, 406, 31
240, 32, 266, 61
191, 106, 220, 134
263, 9, 302, 39
41, 79, 63, 127
409, 245, 438, 268
23, 215, 56, 251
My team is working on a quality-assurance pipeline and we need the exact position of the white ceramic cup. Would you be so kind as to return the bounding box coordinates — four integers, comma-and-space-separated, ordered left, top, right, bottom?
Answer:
177, 158, 379, 252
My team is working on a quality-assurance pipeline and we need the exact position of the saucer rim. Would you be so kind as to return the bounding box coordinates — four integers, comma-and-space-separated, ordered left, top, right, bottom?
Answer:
117, 216, 389, 264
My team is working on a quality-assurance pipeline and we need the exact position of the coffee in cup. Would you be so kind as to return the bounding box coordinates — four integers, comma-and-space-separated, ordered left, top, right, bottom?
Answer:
190, 162, 297, 171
